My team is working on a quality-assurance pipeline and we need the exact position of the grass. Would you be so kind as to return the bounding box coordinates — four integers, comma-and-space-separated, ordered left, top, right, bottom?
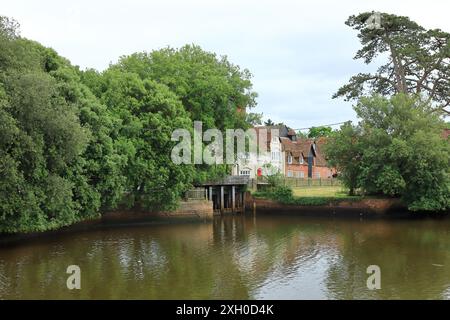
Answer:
253, 185, 363, 206
292, 185, 350, 198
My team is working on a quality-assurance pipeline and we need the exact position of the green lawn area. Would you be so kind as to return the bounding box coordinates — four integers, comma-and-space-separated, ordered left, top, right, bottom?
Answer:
292, 185, 351, 198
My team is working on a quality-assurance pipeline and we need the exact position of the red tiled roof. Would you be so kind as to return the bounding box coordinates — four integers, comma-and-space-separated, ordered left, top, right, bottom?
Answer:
280, 137, 311, 158
280, 137, 329, 167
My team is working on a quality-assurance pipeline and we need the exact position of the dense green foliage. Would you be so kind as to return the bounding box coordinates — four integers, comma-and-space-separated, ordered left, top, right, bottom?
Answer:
106, 45, 258, 130
0, 18, 257, 233
84, 45, 259, 184
324, 94, 450, 211
0, 18, 104, 232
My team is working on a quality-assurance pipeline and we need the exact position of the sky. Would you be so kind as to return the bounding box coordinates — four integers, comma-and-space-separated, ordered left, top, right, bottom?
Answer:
2, 0, 449, 130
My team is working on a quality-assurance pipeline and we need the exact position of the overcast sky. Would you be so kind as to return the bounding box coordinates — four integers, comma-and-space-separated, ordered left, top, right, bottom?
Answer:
2, 0, 449, 130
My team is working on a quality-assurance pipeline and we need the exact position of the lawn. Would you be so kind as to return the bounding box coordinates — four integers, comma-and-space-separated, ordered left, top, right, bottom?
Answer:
292, 185, 350, 198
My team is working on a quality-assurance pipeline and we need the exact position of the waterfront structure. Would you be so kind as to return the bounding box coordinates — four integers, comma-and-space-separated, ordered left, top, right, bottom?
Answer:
196, 175, 248, 215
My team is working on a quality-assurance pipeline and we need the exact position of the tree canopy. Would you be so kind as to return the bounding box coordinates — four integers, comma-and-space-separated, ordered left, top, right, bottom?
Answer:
324, 94, 449, 211
307, 126, 333, 138
108, 45, 258, 130
334, 12, 450, 115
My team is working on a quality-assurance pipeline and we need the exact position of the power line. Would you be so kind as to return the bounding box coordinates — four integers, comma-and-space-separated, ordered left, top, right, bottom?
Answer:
292, 121, 350, 131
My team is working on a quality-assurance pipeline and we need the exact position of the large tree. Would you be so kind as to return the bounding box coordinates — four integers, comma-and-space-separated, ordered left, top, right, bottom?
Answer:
324, 94, 450, 211
0, 18, 91, 232
100, 45, 259, 183
334, 12, 450, 115
90, 68, 194, 210
110, 45, 258, 130
0, 17, 195, 232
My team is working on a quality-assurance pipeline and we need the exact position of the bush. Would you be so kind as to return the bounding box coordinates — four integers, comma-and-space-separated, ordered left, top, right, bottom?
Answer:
272, 185, 294, 203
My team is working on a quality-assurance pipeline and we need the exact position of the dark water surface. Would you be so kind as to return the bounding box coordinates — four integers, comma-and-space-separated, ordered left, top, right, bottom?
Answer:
1, 215, 450, 299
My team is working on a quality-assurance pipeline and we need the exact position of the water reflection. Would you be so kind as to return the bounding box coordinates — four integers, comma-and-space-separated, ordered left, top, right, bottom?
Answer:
0, 216, 449, 299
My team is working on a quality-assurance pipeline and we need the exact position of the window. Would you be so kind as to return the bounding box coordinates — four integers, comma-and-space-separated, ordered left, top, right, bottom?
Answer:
240, 169, 251, 176
271, 151, 279, 161
287, 170, 293, 177
299, 171, 305, 178
300, 156, 304, 164
314, 172, 321, 179
272, 136, 278, 142
287, 154, 292, 164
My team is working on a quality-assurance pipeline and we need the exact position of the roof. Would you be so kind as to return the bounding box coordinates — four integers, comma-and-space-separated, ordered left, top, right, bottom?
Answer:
313, 138, 328, 166
280, 137, 329, 167
280, 137, 312, 158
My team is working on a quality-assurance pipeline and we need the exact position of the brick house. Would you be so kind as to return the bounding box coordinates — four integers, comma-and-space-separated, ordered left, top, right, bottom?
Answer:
231, 124, 335, 179
280, 136, 335, 179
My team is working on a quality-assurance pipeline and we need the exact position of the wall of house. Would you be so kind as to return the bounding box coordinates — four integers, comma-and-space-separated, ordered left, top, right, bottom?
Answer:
312, 166, 335, 179
232, 137, 283, 179
285, 163, 308, 178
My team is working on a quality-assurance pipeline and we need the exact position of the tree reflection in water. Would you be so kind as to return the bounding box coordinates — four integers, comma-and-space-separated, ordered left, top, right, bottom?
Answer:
1, 216, 450, 299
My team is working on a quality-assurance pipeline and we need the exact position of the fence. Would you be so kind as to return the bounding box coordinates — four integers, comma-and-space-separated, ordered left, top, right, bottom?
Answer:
282, 177, 341, 187
256, 177, 341, 188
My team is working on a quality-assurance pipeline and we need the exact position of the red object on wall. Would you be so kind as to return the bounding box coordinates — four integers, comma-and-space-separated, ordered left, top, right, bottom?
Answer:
257, 168, 262, 177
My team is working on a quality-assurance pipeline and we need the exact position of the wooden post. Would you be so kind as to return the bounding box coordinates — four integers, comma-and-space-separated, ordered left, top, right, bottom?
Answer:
242, 191, 246, 212
231, 185, 236, 213
220, 186, 224, 213
208, 186, 212, 201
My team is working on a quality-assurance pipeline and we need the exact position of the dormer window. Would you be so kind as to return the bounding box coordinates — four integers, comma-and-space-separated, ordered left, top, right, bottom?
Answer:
287, 154, 293, 164
300, 156, 304, 164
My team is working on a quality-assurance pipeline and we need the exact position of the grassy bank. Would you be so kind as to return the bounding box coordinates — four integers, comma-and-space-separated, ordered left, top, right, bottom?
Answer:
292, 186, 351, 198
253, 185, 363, 206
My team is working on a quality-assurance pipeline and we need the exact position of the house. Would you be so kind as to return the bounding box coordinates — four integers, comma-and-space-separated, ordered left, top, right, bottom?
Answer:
231, 124, 335, 179
280, 136, 334, 179
231, 125, 286, 179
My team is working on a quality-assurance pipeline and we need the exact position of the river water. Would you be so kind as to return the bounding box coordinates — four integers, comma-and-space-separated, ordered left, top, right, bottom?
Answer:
0, 215, 450, 299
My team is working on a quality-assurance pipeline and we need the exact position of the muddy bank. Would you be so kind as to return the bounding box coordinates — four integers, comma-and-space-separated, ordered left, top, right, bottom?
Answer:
244, 193, 442, 218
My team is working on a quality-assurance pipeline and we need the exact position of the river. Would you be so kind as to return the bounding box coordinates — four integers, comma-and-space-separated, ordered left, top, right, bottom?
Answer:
1, 215, 450, 299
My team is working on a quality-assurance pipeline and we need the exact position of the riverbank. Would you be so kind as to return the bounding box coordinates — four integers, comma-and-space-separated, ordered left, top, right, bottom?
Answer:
0, 199, 213, 245
246, 192, 448, 218
2, 193, 448, 245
